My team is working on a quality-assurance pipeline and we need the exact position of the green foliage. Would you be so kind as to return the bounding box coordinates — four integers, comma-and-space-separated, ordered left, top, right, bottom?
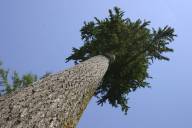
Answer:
66, 7, 176, 114
0, 61, 37, 95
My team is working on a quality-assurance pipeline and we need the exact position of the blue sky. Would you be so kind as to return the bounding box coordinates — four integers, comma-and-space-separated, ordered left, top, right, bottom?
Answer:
0, 0, 192, 127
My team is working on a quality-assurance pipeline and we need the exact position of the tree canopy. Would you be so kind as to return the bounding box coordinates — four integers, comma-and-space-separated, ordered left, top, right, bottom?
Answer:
66, 7, 176, 114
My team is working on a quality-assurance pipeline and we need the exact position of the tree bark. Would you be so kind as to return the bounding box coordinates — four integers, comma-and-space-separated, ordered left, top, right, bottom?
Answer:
0, 55, 109, 128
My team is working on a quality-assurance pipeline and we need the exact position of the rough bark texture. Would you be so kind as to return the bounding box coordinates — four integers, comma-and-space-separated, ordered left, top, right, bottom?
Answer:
0, 55, 109, 128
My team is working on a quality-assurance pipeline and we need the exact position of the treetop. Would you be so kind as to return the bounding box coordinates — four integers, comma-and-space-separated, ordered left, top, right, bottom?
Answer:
66, 7, 176, 114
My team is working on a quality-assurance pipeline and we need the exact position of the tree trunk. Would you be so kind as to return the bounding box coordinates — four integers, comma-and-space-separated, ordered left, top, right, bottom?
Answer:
0, 55, 109, 128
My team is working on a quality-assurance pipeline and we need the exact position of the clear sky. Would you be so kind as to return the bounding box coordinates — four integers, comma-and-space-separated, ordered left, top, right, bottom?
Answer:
0, 0, 192, 127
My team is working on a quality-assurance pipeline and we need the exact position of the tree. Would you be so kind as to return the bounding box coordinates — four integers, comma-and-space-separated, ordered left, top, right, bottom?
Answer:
0, 7, 176, 128
0, 55, 109, 128
0, 61, 37, 95
66, 7, 176, 114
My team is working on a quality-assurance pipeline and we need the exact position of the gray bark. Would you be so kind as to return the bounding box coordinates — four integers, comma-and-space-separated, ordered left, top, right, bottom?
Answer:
0, 55, 109, 128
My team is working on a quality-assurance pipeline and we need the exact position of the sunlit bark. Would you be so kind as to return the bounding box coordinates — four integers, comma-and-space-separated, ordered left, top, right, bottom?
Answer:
0, 55, 109, 128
